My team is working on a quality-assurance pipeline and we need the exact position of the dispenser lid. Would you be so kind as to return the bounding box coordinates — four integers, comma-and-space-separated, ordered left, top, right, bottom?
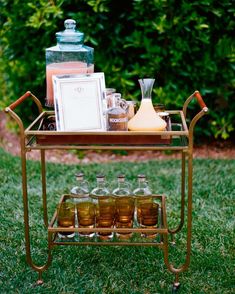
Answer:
56, 19, 84, 48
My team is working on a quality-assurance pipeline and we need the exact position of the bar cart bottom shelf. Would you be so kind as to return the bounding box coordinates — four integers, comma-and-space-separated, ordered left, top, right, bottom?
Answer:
44, 194, 182, 292
48, 194, 168, 248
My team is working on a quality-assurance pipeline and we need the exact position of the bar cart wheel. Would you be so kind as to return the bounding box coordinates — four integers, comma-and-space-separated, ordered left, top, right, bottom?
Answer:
36, 279, 44, 286
36, 271, 44, 285
172, 282, 181, 293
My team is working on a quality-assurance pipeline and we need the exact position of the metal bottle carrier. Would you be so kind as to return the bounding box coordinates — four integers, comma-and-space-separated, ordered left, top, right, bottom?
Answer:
5, 90, 208, 291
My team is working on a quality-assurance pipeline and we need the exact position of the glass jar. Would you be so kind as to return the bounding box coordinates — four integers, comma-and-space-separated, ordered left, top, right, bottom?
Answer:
45, 19, 94, 107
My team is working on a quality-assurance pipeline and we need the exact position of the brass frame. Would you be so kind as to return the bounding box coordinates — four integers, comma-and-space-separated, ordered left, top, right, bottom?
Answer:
5, 90, 208, 288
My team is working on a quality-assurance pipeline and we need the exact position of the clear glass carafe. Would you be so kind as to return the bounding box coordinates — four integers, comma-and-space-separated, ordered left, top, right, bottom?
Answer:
128, 79, 166, 131
112, 175, 134, 239
45, 19, 94, 107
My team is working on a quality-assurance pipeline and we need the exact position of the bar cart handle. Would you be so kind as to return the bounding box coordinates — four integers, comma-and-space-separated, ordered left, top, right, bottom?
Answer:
183, 90, 208, 119
6, 91, 43, 113
184, 91, 209, 151
194, 91, 208, 111
5, 91, 43, 137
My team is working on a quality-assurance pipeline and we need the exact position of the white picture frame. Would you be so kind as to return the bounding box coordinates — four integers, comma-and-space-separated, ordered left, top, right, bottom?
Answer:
53, 73, 106, 131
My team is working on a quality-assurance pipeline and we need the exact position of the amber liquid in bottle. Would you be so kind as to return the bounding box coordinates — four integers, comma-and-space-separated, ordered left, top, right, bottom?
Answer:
57, 202, 75, 238
112, 175, 134, 239
133, 175, 158, 239
91, 175, 115, 240
76, 201, 96, 236
96, 198, 116, 238
71, 172, 95, 237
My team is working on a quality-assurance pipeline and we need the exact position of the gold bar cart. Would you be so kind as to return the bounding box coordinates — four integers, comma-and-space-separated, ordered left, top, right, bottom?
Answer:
5, 90, 208, 292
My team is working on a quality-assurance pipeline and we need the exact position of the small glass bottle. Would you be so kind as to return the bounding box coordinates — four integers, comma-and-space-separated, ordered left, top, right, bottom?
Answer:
106, 93, 128, 131
133, 174, 158, 238
71, 172, 89, 200
133, 175, 152, 195
71, 173, 95, 238
90, 175, 115, 240
112, 175, 134, 239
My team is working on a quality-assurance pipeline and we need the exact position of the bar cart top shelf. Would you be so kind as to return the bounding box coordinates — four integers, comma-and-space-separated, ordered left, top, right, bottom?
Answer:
24, 109, 189, 149
5, 90, 208, 151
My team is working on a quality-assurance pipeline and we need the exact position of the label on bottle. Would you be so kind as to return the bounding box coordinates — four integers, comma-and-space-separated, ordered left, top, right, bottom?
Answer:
109, 117, 128, 123
107, 113, 128, 131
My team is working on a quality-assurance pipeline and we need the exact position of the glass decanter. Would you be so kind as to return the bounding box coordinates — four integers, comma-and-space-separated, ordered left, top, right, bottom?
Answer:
128, 79, 166, 131
45, 19, 94, 107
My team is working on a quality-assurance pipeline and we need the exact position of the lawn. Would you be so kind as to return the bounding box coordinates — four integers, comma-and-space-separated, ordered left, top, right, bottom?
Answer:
0, 147, 234, 293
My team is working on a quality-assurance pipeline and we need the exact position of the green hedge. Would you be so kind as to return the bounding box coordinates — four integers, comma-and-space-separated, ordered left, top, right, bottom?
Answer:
0, 0, 234, 139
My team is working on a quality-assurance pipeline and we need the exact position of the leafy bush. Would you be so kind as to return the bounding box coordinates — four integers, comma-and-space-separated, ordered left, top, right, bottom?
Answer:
0, 0, 234, 139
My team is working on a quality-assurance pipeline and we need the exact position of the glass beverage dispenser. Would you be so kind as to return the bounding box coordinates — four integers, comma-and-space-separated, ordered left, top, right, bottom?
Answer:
45, 19, 94, 107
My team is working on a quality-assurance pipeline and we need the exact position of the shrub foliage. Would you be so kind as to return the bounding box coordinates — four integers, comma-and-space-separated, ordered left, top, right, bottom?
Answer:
0, 0, 234, 139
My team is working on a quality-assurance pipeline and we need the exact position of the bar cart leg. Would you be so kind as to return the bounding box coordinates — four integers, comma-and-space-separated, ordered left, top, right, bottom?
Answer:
41, 149, 48, 227
168, 151, 186, 241
162, 152, 193, 290
21, 148, 53, 282
162, 233, 183, 292
5, 95, 54, 284
163, 101, 209, 289
35, 232, 54, 285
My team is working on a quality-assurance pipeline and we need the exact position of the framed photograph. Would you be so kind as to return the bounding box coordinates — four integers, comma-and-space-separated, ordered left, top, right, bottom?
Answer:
53, 73, 106, 131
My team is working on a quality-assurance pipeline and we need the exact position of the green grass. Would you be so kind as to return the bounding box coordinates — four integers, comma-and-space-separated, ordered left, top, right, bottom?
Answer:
0, 147, 234, 293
